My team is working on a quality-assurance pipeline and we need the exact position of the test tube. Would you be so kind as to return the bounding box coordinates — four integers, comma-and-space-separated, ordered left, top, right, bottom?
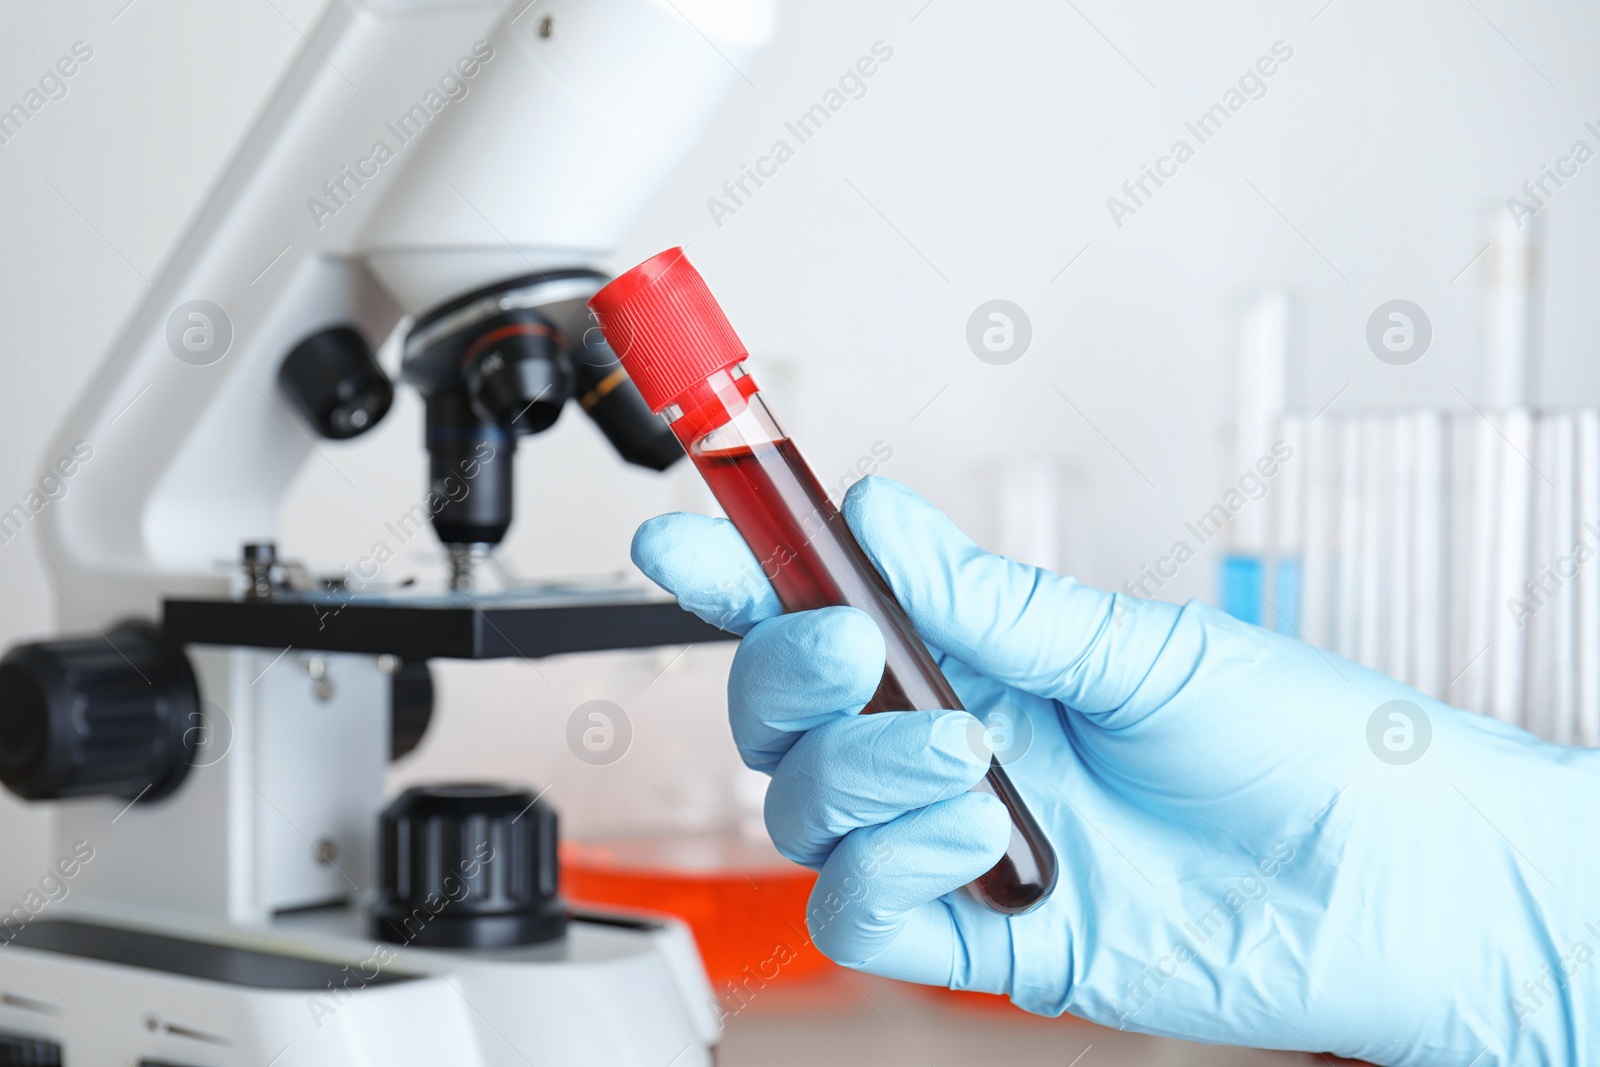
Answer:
590, 249, 1058, 915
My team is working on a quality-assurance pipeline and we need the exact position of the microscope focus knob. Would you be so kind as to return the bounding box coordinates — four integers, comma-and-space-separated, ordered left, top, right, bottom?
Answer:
372, 783, 566, 948
0, 621, 198, 803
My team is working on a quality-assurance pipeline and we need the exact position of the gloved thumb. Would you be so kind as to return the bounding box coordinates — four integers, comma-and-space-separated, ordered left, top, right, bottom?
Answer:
841, 477, 1178, 715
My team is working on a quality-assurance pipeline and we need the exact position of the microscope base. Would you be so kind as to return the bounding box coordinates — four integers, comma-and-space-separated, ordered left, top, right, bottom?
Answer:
0, 906, 717, 1066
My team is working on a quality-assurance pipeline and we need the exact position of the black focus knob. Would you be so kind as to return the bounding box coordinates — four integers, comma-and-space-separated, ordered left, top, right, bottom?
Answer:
372, 783, 565, 948
278, 326, 393, 439
0, 621, 198, 803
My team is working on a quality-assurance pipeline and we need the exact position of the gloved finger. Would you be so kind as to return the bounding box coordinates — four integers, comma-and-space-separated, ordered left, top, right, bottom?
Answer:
765, 709, 991, 867
842, 477, 1176, 714
806, 792, 1010, 986
728, 606, 885, 773
631, 512, 783, 635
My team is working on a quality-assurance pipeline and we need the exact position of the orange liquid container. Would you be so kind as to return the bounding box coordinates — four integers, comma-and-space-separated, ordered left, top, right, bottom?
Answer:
562, 835, 833, 998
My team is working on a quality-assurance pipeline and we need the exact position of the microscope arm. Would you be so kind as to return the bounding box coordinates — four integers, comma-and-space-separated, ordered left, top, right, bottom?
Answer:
36, 0, 773, 629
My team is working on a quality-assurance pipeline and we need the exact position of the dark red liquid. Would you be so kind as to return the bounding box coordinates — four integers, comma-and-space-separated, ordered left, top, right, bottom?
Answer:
694, 438, 1057, 915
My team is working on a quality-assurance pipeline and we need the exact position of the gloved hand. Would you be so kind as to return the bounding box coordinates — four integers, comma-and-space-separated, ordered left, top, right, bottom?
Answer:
633, 476, 1600, 1065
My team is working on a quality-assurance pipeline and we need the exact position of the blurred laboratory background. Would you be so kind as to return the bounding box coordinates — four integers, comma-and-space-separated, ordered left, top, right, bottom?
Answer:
4, 0, 1600, 1062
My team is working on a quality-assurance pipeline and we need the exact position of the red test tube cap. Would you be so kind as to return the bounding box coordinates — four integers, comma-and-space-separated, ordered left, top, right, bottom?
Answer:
588, 248, 748, 414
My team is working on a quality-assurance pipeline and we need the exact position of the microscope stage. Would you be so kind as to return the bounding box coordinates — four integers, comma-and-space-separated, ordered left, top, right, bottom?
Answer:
162, 589, 736, 660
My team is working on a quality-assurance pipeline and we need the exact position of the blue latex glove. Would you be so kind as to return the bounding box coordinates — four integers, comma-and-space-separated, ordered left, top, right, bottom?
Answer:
633, 476, 1600, 1064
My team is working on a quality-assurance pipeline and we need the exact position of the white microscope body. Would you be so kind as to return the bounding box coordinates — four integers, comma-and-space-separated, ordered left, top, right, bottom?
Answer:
0, 1, 773, 1063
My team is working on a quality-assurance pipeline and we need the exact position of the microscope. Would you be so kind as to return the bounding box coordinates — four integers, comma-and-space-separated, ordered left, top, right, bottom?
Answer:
0, 0, 772, 1063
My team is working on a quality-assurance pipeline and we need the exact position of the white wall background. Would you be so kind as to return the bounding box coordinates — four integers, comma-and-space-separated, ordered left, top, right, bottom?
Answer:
3, 0, 1600, 901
